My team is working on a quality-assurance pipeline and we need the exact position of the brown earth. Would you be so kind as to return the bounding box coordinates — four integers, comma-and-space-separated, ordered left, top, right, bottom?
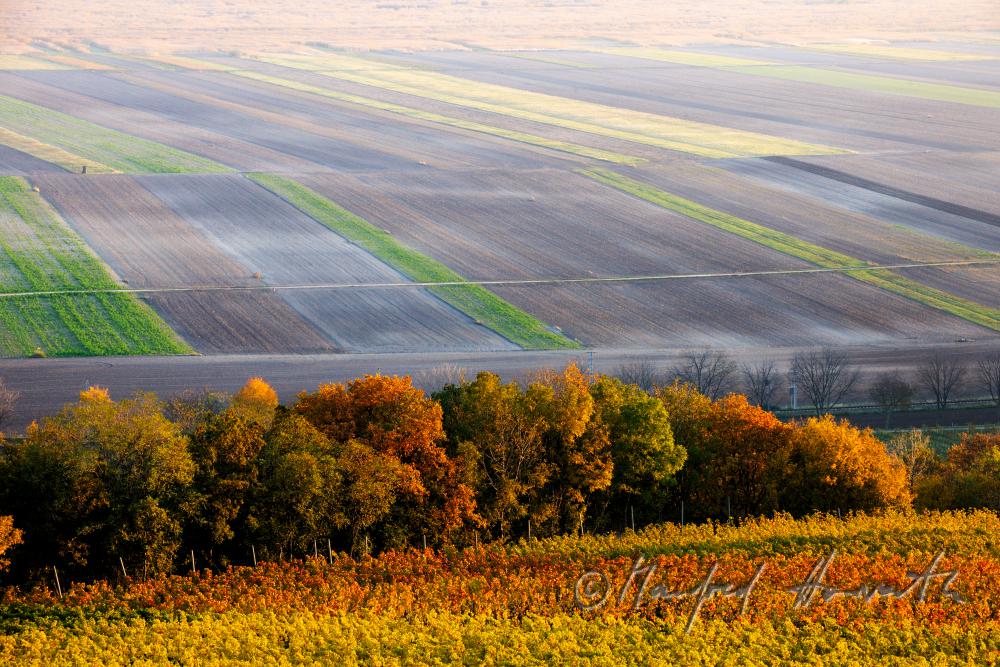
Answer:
27, 174, 337, 354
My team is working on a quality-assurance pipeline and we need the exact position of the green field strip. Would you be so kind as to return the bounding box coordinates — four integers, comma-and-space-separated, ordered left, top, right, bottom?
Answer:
0, 176, 191, 357
579, 167, 1000, 332
248, 53, 846, 158
597, 47, 1000, 108
0, 95, 233, 174
246, 173, 580, 350
225, 70, 643, 165
0, 127, 117, 173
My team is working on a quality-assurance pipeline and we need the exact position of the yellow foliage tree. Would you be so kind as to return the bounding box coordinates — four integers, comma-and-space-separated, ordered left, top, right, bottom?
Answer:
785, 415, 911, 514
230, 377, 280, 428
0, 514, 22, 573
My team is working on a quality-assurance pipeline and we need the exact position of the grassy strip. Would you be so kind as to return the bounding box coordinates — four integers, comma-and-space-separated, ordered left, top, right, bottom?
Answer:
0, 176, 190, 357
580, 167, 1000, 332
246, 173, 579, 350
597, 47, 1000, 108
0, 95, 232, 173
249, 53, 845, 158
229, 70, 643, 165
0, 127, 116, 173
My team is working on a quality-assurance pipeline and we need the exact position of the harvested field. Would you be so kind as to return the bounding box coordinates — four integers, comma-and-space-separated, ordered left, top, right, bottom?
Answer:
0, 127, 116, 174
29, 174, 336, 354
0, 146, 63, 176
249, 52, 846, 158
0, 175, 188, 357
800, 44, 996, 62
295, 167, 991, 348
719, 155, 1000, 254
581, 167, 1000, 332
137, 173, 521, 352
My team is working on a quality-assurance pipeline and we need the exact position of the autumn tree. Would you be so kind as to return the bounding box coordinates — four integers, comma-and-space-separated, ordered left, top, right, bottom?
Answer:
0, 514, 22, 574
248, 411, 344, 558
230, 377, 280, 429
164, 388, 230, 435
591, 375, 683, 529
296, 375, 478, 548
528, 365, 613, 537
185, 410, 267, 564
885, 429, 937, 495
436, 371, 550, 539
915, 433, 1000, 511
782, 416, 911, 515
0, 387, 194, 579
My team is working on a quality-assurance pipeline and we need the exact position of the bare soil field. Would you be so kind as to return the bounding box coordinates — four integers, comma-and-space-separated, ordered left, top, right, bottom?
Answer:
29, 174, 336, 354
296, 167, 990, 348
717, 156, 1000, 254
0, 146, 62, 176
629, 162, 993, 266
136, 174, 517, 353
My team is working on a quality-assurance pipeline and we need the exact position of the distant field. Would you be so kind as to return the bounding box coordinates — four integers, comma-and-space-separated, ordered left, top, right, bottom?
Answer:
250, 52, 847, 158
248, 173, 578, 350
602, 47, 1000, 108
0, 94, 232, 173
802, 43, 996, 62
227, 69, 644, 165
0, 54, 69, 70
0, 176, 188, 357
581, 167, 1000, 333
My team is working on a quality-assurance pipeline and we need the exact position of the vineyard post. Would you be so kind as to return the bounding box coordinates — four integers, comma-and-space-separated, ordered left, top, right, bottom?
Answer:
630, 505, 635, 532
119, 557, 127, 580
314, 540, 319, 559
53, 565, 62, 599
327, 538, 333, 564
528, 519, 532, 541
681, 501, 685, 530
190, 550, 195, 574
423, 533, 427, 551
252, 545, 257, 567
727, 496, 731, 522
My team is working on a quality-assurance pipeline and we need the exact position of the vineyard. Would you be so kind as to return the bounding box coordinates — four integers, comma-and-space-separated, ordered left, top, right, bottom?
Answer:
0, 510, 997, 664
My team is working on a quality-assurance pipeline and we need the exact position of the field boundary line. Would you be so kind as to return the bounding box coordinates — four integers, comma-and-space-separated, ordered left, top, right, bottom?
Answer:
579, 167, 1000, 332
1, 259, 997, 298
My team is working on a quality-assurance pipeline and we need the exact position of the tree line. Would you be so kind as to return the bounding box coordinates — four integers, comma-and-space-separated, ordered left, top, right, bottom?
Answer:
0, 364, 996, 582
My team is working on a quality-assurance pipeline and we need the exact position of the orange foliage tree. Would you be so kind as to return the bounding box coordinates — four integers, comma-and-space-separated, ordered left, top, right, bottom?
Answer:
0, 514, 22, 573
230, 377, 280, 429
295, 375, 479, 548
783, 415, 911, 514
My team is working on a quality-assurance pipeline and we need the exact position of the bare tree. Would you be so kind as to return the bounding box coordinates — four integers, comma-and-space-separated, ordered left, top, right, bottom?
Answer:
868, 372, 914, 428
977, 352, 1000, 418
742, 360, 778, 410
788, 348, 859, 415
917, 354, 966, 409
615, 360, 662, 392
414, 363, 469, 392
0, 379, 19, 433
671, 349, 737, 400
